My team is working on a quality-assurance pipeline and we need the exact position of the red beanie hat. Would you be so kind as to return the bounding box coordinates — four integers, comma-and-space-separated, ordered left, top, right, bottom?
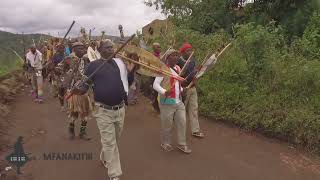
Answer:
180, 43, 192, 53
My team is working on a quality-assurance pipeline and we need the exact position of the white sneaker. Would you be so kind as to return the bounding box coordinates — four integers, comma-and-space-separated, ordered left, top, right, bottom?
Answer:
110, 177, 120, 180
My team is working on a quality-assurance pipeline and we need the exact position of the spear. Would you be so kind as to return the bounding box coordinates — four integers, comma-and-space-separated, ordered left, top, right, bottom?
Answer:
160, 46, 172, 61
10, 49, 25, 63
186, 43, 232, 89
179, 51, 194, 76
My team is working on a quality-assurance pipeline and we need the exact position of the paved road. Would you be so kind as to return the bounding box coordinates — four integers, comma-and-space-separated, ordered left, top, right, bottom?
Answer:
1, 87, 320, 180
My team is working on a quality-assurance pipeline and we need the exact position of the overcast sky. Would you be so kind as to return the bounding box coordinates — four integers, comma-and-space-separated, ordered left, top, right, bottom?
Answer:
0, 0, 165, 37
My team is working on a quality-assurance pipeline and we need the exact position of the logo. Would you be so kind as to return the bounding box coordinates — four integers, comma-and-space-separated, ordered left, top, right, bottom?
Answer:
5, 136, 30, 175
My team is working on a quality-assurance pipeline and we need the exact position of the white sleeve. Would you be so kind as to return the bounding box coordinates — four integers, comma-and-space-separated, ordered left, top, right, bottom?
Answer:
26, 53, 32, 64
153, 77, 166, 95
39, 53, 43, 63
114, 58, 129, 95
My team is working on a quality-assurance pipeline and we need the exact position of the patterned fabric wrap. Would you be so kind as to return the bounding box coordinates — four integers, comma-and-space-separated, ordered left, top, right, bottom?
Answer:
158, 65, 181, 105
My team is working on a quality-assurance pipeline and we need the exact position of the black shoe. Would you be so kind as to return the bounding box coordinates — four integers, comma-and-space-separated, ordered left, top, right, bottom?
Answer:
79, 132, 91, 141
79, 121, 91, 141
152, 101, 160, 113
68, 123, 75, 139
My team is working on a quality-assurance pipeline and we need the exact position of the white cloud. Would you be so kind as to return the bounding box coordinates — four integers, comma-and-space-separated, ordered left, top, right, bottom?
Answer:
0, 0, 165, 36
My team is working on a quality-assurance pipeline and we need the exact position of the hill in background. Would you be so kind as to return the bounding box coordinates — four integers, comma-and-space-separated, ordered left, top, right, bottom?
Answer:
0, 30, 123, 76
0, 31, 51, 76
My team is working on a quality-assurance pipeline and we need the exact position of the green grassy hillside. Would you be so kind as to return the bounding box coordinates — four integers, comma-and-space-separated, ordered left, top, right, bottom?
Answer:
0, 31, 51, 76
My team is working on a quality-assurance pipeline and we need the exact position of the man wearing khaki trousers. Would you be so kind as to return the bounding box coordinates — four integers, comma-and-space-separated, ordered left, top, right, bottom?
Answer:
177, 43, 205, 138
94, 104, 125, 178
74, 39, 136, 180
153, 49, 192, 154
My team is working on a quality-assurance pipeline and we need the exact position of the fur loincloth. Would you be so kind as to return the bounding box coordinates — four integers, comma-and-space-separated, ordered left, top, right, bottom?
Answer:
68, 93, 93, 116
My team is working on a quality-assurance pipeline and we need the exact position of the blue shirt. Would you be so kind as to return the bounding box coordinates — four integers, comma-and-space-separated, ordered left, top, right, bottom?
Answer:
65, 47, 71, 56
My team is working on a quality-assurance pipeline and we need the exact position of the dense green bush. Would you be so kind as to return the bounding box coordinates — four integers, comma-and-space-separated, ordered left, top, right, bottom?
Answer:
147, 12, 320, 153
198, 20, 320, 153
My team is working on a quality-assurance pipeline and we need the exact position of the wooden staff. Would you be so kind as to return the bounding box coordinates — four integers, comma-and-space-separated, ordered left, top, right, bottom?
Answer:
179, 51, 194, 76
11, 49, 25, 62
100, 31, 105, 41
186, 43, 232, 89
116, 54, 185, 82
160, 46, 172, 61
217, 43, 232, 58
62, 20, 76, 42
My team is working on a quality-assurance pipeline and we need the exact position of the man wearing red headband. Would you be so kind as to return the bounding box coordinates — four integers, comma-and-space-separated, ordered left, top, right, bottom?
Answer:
177, 43, 205, 138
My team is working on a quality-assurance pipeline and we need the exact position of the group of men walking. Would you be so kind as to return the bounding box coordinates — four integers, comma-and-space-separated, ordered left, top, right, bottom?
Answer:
24, 37, 205, 180
24, 40, 93, 140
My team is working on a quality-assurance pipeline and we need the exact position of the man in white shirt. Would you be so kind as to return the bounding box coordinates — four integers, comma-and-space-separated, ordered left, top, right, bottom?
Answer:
26, 45, 44, 102
153, 49, 192, 154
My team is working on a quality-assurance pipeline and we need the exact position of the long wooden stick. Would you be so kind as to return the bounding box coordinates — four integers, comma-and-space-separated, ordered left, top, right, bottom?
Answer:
179, 51, 194, 76
183, 51, 209, 81
186, 43, 232, 89
216, 43, 232, 58
160, 46, 172, 61
62, 20, 76, 42
11, 49, 25, 62
116, 54, 185, 82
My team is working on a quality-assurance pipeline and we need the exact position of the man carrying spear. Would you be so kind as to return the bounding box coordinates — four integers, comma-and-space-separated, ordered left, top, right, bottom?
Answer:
48, 43, 67, 100
53, 43, 70, 111
25, 44, 44, 103
72, 39, 136, 180
177, 43, 205, 138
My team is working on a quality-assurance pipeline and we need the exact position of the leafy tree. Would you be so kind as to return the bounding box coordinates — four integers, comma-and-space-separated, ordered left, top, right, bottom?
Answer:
145, 0, 319, 39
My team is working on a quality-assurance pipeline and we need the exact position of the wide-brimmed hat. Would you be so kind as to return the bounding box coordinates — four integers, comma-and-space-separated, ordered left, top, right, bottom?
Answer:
165, 49, 179, 60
